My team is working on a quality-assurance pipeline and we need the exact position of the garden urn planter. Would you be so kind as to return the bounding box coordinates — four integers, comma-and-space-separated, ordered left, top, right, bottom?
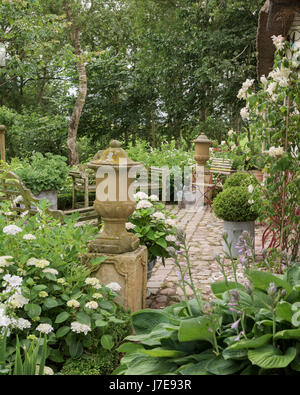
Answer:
87, 140, 143, 254
223, 220, 255, 259
36, 190, 58, 210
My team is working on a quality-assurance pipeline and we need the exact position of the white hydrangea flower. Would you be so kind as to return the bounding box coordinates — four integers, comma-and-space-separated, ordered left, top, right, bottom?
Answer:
228, 129, 234, 136
248, 199, 254, 205
165, 218, 176, 226
92, 293, 103, 299
166, 235, 177, 242
149, 194, 159, 201
27, 258, 50, 268
11, 318, 31, 330
125, 222, 135, 230
3, 274, 23, 288
3, 225, 22, 235
7, 293, 29, 309
71, 321, 91, 335
67, 299, 80, 308
248, 184, 254, 194
136, 199, 153, 209
0, 256, 14, 267
39, 291, 48, 298
85, 301, 98, 310
36, 324, 53, 334
42, 268, 58, 275
133, 191, 149, 200
85, 277, 101, 287
106, 282, 121, 292
23, 234, 36, 241
152, 212, 165, 220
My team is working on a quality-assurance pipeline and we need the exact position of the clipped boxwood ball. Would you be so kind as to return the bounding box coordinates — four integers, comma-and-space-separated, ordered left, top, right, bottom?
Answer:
223, 172, 259, 190
213, 186, 259, 222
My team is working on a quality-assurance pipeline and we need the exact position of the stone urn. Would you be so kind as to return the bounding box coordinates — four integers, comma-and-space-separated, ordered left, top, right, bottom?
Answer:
223, 220, 255, 259
87, 140, 142, 254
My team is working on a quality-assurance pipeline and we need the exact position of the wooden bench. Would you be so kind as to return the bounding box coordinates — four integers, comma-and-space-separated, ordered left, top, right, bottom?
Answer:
69, 166, 96, 209
136, 166, 167, 201
192, 157, 234, 207
0, 170, 99, 223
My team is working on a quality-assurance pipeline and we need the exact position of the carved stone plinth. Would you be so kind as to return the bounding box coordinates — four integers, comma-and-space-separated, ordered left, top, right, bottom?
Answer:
82, 245, 148, 313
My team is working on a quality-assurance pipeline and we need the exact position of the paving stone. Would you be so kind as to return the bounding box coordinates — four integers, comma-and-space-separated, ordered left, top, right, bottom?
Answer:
146, 205, 265, 310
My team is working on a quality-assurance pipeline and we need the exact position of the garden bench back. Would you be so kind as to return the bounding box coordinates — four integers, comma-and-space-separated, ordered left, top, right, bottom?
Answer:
136, 166, 167, 201
69, 166, 96, 209
0, 170, 99, 223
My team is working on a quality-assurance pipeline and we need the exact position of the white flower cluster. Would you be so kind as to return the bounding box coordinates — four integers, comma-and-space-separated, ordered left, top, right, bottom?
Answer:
23, 234, 36, 241
268, 66, 291, 88
84, 277, 101, 289
271, 35, 285, 51
268, 146, 284, 157
237, 79, 254, 100
106, 282, 121, 292
3, 225, 22, 235
27, 258, 50, 269
0, 256, 14, 268
71, 321, 91, 335
36, 323, 53, 334
67, 299, 80, 308
125, 222, 135, 230
136, 199, 152, 209
133, 191, 149, 200
240, 107, 250, 120
152, 212, 165, 220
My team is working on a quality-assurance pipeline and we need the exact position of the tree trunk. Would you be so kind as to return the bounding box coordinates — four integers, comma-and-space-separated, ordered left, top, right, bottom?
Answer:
151, 113, 156, 149
66, 8, 87, 166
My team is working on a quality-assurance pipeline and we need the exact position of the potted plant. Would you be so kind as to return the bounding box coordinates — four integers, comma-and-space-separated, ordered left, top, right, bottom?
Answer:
125, 192, 179, 279
15, 152, 69, 209
213, 173, 261, 258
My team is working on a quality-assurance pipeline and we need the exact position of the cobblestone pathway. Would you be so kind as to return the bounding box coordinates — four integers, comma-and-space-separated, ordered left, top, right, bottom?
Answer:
146, 205, 264, 309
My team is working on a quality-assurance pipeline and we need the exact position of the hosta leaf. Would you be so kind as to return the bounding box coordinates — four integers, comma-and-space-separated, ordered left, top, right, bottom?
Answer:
206, 355, 246, 375
250, 271, 293, 294
210, 281, 245, 298
274, 328, 300, 340
275, 301, 293, 323
248, 345, 296, 369
227, 334, 273, 350
121, 354, 178, 375
132, 309, 174, 335
140, 348, 185, 358
178, 317, 214, 344
222, 348, 248, 360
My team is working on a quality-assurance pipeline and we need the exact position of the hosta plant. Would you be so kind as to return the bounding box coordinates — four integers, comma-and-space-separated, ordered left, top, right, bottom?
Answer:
115, 233, 300, 375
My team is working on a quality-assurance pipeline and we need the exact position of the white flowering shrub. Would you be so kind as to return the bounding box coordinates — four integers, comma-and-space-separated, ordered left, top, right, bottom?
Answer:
126, 193, 179, 263
236, 36, 300, 260
0, 202, 131, 370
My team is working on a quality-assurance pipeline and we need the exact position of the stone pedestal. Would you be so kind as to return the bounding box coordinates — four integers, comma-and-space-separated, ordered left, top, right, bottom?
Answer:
82, 245, 148, 313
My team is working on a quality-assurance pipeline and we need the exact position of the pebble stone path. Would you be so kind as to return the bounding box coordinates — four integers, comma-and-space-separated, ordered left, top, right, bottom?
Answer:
146, 205, 265, 309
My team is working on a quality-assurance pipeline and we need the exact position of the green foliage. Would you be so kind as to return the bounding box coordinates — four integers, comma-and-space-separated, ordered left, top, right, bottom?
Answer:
223, 172, 259, 190
115, 248, 300, 375
59, 348, 120, 375
127, 193, 179, 263
13, 152, 69, 195
0, 106, 68, 160
0, 202, 129, 371
213, 186, 259, 222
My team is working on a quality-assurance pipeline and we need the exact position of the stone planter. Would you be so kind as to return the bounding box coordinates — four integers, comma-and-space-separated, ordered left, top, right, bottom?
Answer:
36, 190, 58, 210
147, 257, 157, 280
223, 220, 255, 259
